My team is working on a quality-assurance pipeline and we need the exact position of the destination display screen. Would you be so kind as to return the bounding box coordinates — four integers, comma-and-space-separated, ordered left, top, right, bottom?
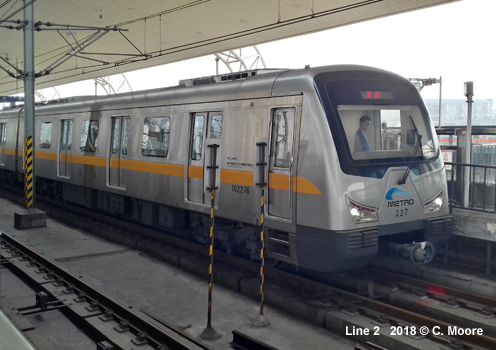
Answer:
360, 91, 394, 100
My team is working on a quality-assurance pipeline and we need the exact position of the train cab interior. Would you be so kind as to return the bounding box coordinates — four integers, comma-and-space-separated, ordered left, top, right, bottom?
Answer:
339, 106, 436, 162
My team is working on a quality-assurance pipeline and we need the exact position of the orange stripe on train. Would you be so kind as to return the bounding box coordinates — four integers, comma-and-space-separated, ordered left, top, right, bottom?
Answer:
1, 147, 24, 156
31, 153, 322, 195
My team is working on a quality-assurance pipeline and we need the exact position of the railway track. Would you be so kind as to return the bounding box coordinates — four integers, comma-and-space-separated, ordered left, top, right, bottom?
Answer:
2, 188, 496, 349
1, 233, 212, 350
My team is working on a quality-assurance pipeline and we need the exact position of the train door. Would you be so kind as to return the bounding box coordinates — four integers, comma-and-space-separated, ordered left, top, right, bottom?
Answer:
58, 119, 73, 177
109, 116, 130, 189
187, 112, 223, 204
267, 108, 295, 220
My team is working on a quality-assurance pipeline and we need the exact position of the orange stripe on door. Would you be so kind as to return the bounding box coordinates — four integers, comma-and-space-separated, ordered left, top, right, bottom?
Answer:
268, 173, 290, 190
268, 173, 322, 195
295, 176, 322, 195
2, 148, 24, 156
188, 165, 203, 179
109, 157, 119, 168
1, 148, 17, 155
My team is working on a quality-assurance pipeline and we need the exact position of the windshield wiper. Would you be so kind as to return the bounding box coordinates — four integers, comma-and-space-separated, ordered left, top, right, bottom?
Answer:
398, 116, 422, 185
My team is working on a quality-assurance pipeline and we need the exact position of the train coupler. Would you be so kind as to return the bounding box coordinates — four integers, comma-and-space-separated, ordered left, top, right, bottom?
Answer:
388, 241, 435, 264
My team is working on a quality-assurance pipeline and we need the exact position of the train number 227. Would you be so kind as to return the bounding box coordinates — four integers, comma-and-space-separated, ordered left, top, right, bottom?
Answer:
395, 209, 408, 217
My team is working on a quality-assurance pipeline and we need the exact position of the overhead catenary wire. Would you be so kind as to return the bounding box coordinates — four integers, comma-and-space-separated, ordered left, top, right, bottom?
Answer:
0, 0, 382, 92
0, 0, 36, 24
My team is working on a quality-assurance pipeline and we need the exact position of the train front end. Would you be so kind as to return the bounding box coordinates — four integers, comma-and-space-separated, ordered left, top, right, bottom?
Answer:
295, 66, 452, 272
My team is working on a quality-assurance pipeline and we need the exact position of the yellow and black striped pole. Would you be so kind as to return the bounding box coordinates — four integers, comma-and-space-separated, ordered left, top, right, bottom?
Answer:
200, 143, 220, 340
259, 187, 266, 314
24, 135, 34, 208
207, 188, 215, 325
253, 141, 270, 327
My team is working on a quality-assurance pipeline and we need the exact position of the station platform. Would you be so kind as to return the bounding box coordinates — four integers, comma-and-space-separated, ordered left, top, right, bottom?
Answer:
0, 309, 37, 350
452, 207, 496, 242
451, 207, 496, 274
0, 197, 355, 350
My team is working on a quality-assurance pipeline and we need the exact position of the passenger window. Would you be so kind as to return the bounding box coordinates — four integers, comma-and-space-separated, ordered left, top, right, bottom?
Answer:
0, 123, 6, 145
40, 122, 52, 148
190, 115, 205, 161
0, 123, 6, 165
60, 119, 73, 151
80, 120, 99, 152
210, 114, 223, 139
122, 118, 130, 155
111, 118, 121, 154
142, 117, 170, 157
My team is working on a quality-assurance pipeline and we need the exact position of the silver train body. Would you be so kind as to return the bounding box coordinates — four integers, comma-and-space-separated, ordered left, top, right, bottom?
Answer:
0, 65, 452, 272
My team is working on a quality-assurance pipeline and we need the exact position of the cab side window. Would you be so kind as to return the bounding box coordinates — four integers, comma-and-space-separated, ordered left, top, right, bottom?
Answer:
273, 109, 294, 168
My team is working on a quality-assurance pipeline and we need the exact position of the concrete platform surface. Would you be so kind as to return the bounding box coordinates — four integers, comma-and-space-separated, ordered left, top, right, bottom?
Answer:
0, 198, 355, 350
453, 207, 496, 241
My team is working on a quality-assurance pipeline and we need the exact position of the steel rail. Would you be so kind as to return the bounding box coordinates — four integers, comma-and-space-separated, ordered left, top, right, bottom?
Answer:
2, 187, 495, 349
1, 232, 211, 350
363, 267, 496, 309
230, 330, 278, 350
263, 268, 496, 350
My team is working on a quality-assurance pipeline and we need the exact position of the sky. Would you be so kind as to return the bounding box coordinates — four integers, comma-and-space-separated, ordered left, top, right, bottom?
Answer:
36, 0, 495, 106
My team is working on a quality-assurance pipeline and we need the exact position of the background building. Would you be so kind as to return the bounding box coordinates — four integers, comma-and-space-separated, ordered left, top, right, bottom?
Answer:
425, 99, 495, 126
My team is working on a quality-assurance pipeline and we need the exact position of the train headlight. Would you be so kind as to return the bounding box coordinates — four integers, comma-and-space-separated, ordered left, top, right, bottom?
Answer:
345, 196, 378, 223
423, 190, 444, 214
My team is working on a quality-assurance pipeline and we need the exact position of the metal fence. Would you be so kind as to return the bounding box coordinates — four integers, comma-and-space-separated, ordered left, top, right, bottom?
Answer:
446, 161, 496, 213
472, 144, 496, 183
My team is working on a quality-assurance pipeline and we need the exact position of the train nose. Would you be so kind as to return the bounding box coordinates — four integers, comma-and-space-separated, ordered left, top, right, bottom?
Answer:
378, 170, 422, 224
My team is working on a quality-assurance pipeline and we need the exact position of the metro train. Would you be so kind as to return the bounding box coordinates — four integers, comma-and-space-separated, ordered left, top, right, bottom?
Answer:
0, 65, 452, 272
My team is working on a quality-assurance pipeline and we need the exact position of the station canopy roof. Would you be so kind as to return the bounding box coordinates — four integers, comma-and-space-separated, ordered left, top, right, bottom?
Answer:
0, 0, 458, 95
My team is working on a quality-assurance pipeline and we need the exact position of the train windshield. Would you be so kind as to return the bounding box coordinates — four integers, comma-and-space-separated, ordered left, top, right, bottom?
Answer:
314, 71, 441, 178
338, 105, 435, 161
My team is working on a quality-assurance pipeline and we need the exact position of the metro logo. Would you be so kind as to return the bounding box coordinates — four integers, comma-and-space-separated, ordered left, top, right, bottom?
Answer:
386, 188, 414, 207
385, 188, 412, 200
